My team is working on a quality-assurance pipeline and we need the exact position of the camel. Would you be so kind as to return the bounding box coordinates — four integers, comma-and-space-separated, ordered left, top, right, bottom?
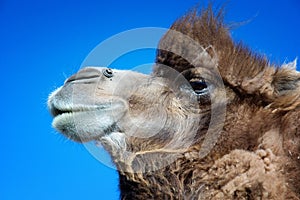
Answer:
48, 6, 300, 199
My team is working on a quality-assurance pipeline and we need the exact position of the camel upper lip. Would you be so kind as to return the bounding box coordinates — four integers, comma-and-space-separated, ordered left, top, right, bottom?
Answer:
47, 88, 125, 118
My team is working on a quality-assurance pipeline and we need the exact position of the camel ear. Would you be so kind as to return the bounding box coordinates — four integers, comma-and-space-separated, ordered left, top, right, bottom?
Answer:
270, 59, 300, 111
281, 59, 297, 71
273, 59, 299, 94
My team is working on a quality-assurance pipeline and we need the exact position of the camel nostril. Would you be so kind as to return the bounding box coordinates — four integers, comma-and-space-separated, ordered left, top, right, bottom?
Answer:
65, 67, 101, 83
102, 68, 114, 78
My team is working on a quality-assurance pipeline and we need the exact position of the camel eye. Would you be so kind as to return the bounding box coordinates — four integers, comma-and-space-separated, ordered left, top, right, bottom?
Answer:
103, 68, 114, 78
190, 79, 208, 95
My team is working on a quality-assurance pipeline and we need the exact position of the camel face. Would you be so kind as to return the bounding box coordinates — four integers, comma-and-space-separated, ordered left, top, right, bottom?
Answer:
48, 66, 206, 149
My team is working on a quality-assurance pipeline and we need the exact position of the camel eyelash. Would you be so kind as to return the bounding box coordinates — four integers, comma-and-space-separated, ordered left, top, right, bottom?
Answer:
190, 79, 209, 95
178, 77, 211, 99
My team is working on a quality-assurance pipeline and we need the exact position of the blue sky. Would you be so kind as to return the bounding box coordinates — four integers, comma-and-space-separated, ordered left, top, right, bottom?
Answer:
0, 0, 299, 199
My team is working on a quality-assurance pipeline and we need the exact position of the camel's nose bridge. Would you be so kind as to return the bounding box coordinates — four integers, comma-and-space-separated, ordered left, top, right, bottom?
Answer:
65, 67, 103, 84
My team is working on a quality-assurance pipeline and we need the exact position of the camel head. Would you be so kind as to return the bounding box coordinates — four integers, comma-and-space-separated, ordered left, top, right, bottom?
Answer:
48, 53, 227, 171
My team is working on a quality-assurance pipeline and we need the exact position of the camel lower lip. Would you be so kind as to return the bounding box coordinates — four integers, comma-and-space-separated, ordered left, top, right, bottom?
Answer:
51, 110, 119, 142
51, 110, 98, 131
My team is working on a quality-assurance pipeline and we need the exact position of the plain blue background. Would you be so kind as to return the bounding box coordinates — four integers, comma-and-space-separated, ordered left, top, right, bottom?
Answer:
1, 0, 299, 199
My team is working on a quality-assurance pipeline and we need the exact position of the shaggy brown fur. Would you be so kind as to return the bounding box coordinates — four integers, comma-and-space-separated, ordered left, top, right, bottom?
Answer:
48, 6, 300, 200
153, 6, 300, 199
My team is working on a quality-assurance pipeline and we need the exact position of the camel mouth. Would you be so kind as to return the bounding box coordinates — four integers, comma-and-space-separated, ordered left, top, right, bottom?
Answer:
48, 94, 127, 142
50, 106, 70, 118
47, 88, 126, 119
49, 104, 121, 142
49, 104, 111, 118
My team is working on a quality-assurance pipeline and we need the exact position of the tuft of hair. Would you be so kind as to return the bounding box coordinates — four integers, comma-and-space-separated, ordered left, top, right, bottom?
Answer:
155, 5, 300, 112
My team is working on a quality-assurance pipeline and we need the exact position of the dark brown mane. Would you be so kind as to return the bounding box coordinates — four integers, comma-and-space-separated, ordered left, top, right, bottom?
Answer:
156, 6, 300, 112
